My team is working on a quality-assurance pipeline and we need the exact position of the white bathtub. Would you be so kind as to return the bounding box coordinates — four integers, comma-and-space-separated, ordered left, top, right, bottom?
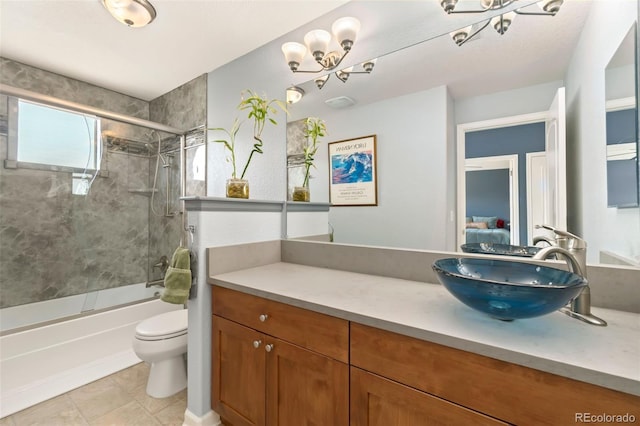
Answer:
0, 294, 182, 418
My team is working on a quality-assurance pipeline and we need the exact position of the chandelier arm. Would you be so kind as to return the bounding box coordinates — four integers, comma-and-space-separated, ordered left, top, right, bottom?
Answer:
457, 19, 491, 46
340, 70, 373, 75
335, 71, 348, 83
513, 9, 556, 16
449, 9, 492, 14
321, 49, 350, 71
292, 68, 327, 74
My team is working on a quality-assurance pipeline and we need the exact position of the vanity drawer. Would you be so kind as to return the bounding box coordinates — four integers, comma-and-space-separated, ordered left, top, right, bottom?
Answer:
350, 323, 640, 425
212, 286, 348, 362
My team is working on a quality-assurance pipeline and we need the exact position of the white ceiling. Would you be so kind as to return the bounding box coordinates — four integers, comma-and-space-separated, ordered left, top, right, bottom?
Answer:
0, 0, 349, 101
0, 0, 595, 106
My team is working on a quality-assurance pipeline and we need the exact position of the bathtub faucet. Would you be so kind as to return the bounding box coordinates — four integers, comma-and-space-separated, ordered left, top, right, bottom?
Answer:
532, 225, 606, 327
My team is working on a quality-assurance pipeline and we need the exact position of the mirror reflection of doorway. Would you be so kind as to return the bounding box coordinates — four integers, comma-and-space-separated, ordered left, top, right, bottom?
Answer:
465, 155, 519, 245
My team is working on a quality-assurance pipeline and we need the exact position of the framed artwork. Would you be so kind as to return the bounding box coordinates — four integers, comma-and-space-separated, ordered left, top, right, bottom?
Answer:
328, 135, 378, 206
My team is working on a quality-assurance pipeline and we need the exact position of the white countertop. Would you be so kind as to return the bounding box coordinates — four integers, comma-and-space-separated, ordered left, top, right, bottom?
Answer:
209, 262, 640, 396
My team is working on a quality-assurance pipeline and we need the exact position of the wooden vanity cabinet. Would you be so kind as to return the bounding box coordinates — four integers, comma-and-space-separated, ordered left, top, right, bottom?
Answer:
211, 286, 349, 426
212, 286, 639, 426
351, 366, 507, 425
351, 323, 640, 425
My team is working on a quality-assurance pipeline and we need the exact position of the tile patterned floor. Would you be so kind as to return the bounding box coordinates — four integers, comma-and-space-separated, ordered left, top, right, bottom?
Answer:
0, 363, 187, 426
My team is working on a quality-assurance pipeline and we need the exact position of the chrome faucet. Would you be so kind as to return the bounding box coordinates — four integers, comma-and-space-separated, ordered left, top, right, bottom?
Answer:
532, 225, 607, 327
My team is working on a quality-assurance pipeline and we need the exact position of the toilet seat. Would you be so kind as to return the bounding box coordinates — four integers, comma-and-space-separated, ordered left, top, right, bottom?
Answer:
135, 309, 188, 341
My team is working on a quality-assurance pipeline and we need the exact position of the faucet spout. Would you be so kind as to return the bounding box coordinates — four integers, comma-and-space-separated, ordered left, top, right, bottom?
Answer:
532, 247, 584, 276
532, 236, 555, 247
532, 246, 606, 326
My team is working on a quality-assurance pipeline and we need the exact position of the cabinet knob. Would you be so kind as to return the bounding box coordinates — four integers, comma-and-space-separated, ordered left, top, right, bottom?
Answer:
259, 314, 269, 322
265, 344, 274, 353
252, 340, 261, 349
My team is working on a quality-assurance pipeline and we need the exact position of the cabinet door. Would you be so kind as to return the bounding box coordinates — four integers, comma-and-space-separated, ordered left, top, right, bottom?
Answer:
212, 316, 265, 426
350, 367, 507, 426
265, 337, 349, 426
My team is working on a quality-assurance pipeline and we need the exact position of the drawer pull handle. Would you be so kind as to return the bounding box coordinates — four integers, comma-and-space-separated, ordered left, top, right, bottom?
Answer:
265, 344, 274, 353
259, 314, 269, 322
253, 340, 262, 349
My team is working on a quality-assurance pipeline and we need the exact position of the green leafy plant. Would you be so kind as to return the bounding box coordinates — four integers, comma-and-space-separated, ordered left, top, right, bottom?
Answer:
210, 89, 287, 179
301, 117, 327, 187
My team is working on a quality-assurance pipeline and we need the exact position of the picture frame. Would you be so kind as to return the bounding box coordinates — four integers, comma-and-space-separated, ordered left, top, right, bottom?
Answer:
328, 135, 378, 206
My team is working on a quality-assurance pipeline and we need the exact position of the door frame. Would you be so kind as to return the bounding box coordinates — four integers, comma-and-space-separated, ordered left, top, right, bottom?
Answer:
456, 111, 547, 250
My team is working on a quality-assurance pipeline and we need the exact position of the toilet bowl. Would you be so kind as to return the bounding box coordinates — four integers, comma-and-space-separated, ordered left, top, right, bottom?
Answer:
132, 309, 188, 398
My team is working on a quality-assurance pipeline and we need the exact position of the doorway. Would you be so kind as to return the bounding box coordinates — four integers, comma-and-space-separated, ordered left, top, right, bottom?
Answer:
456, 88, 567, 251
465, 155, 520, 245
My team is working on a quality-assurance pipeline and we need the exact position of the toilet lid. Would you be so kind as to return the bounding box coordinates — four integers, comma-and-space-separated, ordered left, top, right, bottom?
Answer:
135, 309, 188, 340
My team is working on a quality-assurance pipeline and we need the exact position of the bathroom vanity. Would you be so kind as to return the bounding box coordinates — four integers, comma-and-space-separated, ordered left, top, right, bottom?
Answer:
209, 260, 640, 425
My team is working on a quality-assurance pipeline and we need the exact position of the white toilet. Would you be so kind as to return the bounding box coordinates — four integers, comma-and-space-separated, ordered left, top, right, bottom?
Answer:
133, 309, 188, 398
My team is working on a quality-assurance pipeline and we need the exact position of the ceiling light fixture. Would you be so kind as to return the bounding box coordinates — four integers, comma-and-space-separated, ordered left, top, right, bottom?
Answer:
282, 17, 376, 89
286, 86, 305, 104
443, 0, 562, 46
102, 0, 157, 28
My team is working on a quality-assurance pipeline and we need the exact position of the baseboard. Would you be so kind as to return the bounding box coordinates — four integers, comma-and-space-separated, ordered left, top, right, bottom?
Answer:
183, 408, 221, 426
0, 349, 140, 418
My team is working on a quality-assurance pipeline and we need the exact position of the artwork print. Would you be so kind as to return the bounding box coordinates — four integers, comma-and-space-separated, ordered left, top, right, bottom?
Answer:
328, 135, 377, 206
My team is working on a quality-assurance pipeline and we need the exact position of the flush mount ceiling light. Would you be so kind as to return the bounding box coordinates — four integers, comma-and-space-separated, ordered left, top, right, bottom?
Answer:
443, 0, 562, 46
282, 17, 377, 89
286, 86, 305, 104
102, 0, 157, 28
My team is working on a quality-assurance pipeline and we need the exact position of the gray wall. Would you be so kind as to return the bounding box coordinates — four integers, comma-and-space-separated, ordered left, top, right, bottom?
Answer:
317, 86, 453, 250
466, 169, 510, 225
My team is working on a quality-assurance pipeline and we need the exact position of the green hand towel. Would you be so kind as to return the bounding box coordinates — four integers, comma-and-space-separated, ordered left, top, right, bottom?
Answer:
161, 247, 192, 305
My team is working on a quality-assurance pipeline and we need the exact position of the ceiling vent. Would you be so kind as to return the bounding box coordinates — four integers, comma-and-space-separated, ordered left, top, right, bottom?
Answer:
325, 96, 356, 109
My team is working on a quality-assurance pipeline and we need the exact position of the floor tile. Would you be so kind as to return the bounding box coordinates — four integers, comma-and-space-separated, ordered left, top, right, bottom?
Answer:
130, 383, 184, 415
154, 399, 188, 426
68, 376, 132, 421
89, 401, 160, 426
10, 394, 88, 426
0, 415, 16, 426
112, 362, 150, 393
3, 362, 186, 426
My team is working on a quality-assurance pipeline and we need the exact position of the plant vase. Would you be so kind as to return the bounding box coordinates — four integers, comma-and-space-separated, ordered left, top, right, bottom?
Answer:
226, 178, 249, 199
292, 186, 310, 202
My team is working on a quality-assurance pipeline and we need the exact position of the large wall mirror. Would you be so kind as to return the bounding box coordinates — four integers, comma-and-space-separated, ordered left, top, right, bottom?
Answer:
605, 24, 639, 210
286, 0, 639, 268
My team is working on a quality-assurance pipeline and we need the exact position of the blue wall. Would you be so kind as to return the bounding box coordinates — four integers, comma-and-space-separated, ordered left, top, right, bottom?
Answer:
466, 122, 546, 244
466, 169, 510, 221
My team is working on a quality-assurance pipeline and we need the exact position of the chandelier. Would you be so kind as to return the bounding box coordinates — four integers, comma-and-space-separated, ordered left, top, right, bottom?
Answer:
442, 0, 563, 46
281, 17, 376, 89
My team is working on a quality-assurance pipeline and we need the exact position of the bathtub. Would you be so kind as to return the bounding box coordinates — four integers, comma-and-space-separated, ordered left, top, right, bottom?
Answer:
0, 287, 182, 418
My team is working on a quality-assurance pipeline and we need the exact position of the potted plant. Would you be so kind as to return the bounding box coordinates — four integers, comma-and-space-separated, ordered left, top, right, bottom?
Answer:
292, 117, 327, 202
210, 89, 286, 198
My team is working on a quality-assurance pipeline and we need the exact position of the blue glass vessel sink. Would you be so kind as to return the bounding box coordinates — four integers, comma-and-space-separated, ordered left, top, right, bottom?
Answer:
461, 243, 541, 258
432, 258, 587, 321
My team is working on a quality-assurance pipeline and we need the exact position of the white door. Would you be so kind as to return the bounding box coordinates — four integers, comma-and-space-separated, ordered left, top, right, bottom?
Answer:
544, 87, 568, 234
527, 152, 547, 245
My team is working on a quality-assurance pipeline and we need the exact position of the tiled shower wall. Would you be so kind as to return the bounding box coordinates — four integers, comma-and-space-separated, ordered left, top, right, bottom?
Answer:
148, 74, 207, 283
0, 58, 206, 310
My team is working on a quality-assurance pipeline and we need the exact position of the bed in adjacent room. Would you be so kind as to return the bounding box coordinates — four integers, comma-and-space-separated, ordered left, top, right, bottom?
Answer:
465, 215, 510, 244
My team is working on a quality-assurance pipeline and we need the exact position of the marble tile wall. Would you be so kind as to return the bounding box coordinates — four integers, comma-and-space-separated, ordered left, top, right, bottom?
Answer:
0, 59, 206, 310
148, 74, 208, 277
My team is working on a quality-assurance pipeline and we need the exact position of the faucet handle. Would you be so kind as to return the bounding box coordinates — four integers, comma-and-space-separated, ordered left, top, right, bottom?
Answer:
535, 225, 586, 249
